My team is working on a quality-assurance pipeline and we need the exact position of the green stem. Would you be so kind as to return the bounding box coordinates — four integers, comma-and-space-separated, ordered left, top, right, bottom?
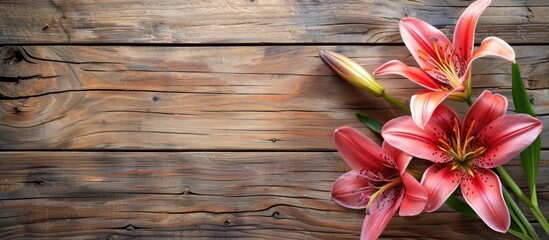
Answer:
465, 96, 473, 106
531, 205, 549, 236
508, 229, 534, 240
381, 92, 410, 113
503, 187, 539, 240
496, 166, 549, 235
531, 183, 538, 210
496, 167, 530, 205
509, 207, 528, 239
508, 211, 529, 240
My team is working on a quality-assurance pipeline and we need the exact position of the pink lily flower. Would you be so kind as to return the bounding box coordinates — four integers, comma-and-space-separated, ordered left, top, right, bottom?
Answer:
381, 90, 543, 232
374, 0, 515, 128
331, 126, 427, 240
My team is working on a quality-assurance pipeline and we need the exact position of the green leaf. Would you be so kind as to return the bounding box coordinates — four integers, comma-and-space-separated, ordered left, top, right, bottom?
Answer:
355, 112, 383, 134
521, 136, 541, 206
512, 63, 536, 117
445, 196, 478, 219
511, 62, 540, 205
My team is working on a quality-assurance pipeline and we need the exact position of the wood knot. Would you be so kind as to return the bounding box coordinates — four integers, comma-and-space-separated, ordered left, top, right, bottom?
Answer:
2, 47, 25, 65
10, 107, 23, 116
271, 211, 281, 219
182, 186, 193, 195
35, 177, 46, 185
125, 224, 135, 231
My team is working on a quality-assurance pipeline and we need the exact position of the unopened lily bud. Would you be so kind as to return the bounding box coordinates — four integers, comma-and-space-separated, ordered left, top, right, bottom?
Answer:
319, 50, 384, 97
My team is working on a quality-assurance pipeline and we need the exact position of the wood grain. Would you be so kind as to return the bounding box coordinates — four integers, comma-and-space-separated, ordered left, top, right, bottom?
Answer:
2, 0, 548, 239
1, 151, 546, 239
1, 0, 548, 44
0, 45, 547, 150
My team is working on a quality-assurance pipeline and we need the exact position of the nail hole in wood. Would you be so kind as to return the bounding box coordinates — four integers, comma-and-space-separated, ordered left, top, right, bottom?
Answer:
224, 220, 230, 226
152, 95, 159, 102
126, 224, 135, 231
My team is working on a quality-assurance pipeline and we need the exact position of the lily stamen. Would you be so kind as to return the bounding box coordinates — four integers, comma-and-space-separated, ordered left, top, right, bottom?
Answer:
437, 117, 487, 170
422, 38, 463, 88
365, 178, 403, 213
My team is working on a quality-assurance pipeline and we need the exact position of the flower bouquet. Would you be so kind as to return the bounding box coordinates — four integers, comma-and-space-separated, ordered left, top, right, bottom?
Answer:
319, 0, 547, 239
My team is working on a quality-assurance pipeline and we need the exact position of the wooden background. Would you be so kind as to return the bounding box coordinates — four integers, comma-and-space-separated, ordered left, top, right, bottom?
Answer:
1, 0, 547, 239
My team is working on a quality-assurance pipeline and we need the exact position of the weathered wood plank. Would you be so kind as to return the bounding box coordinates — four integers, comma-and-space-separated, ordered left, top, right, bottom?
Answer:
1, 0, 548, 44
0, 45, 547, 150
2, 45, 548, 98
1, 151, 546, 239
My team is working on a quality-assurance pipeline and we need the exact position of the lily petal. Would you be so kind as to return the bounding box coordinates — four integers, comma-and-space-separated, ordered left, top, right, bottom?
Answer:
425, 99, 461, 134
459, 37, 516, 84
410, 89, 460, 128
382, 141, 412, 174
360, 187, 403, 240
399, 17, 453, 71
374, 60, 441, 91
471, 36, 516, 63
399, 172, 428, 216
453, 0, 491, 59
463, 90, 508, 137
474, 114, 543, 168
420, 164, 462, 212
382, 114, 453, 163
334, 127, 387, 172
461, 168, 510, 232
331, 171, 374, 209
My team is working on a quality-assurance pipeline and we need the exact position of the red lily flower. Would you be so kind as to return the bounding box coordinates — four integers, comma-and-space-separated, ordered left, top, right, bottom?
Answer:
374, 0, 515, 128
332, 126, 427, 240
381, 91, 543, 232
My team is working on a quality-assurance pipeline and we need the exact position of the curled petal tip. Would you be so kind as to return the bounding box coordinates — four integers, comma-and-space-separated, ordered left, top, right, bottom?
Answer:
481, 37, 516, 62
410, 91, 453, 129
